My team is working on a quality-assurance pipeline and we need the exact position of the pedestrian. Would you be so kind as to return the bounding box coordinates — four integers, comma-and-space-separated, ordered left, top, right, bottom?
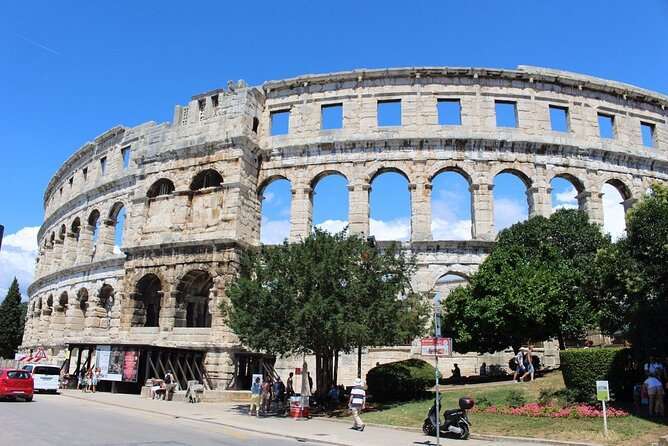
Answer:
92, 367, 100, 393
348, 377, 366, 431
644, 356, 666, 382
164, 370, 176, 400
643, 373, 665, 417
249, 376, 261, 416
286, 372, 295, 398
273, 377, 284, 412
521, 347, 535, 382
479, 362, 487, 377
451, 363, 461, 383
78, 369, 85, 391
261, 377, 273, 414
85, 368, 93, 392
513, 348, 527, 382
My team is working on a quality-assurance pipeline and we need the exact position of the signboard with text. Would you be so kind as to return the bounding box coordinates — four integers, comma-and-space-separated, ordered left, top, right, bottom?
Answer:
95, 346, 139, 382
420, 337, 452, 356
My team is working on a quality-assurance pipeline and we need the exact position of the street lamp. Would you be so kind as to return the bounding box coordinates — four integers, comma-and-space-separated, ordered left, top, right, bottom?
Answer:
0, 224, 4, 252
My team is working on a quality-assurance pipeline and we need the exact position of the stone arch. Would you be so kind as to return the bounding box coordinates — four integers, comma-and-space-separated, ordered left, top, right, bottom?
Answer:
58, 291, 68, 312
430, 168, 473, 240
258, 174, 291, 197
132, 274, 162, 327
147, 178, 176, 198
175, 270, 213, 328
429, 165, 474, 186
550, 172, 585, 194
493, 167, 533, 188
98, 284, 114, 315
433, 271, 470, 301
70, 217, 81, 241
88, 209, 101, 227
108, 202, 126, 221
549, 172, 586, 212
108, 202, 127, 251
77, 288, 89, 315
309, 169, 349, 188
190, 169, 223, 190
58, 224, 66, 241
493, 168, 531, 231
258, 175, 293, 244
35, 297, 43, 315
45, 295, 54, 313
369, 166, 412, 241
367, 165, 412, 184
603, 178, 633, 201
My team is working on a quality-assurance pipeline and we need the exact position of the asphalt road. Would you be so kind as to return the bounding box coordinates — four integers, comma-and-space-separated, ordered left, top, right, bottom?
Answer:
0, 393, 320, 446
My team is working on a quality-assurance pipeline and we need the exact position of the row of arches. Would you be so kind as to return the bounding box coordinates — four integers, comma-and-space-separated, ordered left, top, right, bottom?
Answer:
145, 169, 223, 199
259, 166, 636, 244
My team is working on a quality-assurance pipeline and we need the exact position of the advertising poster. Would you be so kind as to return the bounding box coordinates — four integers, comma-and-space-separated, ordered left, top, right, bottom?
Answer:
95, 345, 112, 379
122, 350, 139, 382
106, 347, 124, 381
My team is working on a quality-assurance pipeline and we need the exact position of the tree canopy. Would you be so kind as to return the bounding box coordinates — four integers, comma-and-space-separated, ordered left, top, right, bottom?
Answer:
221, 228, 429, 393
442, 209, 609, 353
592, 183, 668, 357
0, 278, 27, 359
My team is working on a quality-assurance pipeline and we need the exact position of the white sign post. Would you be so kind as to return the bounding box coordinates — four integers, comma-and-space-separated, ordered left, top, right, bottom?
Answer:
596, 380, 610, 437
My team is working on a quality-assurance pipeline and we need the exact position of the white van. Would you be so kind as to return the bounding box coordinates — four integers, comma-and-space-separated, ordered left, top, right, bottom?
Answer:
22, 364, 61, 393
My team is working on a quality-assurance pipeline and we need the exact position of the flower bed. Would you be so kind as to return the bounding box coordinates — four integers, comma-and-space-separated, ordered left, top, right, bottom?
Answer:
475, 402, 629, 418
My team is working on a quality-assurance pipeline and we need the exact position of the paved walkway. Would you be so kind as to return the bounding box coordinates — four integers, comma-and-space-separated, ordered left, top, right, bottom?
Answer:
59, 390, 592, 446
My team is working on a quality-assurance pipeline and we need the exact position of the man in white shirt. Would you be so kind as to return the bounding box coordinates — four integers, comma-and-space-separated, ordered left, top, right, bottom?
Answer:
348, 377, 366, 431
643, 374, 665, 417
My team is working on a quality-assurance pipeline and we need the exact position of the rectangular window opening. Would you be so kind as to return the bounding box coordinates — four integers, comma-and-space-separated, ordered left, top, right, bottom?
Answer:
495, 100, 518, 128
641, 122, 655, 148
549, 105, 569, 132
68, 177, 74, 188
598, 113, 615, 139
437, 99, 462, 126
321, 103, 343, 130
82, 167, 88, 181
377, 99, 402, 127
121, 146, 131, 169
100, 157, 107, 176
270, 110, 290, 136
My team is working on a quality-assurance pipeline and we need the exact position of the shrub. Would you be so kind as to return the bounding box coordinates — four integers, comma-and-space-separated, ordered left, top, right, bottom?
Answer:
560, 348, 633, 402
366, 359, 435, 402
505, 389, 527, 408
476, 396, 492, 409
538, 388, 579, 406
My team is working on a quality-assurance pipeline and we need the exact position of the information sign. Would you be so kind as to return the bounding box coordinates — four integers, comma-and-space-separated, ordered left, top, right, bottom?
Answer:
596, 380, 610, 401
420, 337, 452, 356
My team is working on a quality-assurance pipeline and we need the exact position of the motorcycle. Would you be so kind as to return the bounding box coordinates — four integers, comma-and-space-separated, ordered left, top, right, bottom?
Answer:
422, 395, 474, 440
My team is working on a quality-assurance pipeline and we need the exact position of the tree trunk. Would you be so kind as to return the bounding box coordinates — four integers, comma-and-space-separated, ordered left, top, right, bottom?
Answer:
557, 331, 566, 350
333, 350, 338, 385
315, 349, 335, 398
357, 345, 362, 378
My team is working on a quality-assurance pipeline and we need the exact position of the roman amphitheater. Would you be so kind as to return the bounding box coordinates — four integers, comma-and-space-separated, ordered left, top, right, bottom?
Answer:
21, 66, 668, 393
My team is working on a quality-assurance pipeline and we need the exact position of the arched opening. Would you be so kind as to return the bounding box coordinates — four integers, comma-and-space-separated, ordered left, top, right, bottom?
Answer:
370, 170, 411, 241
259, 177, 292, 244
71, 218, 81, 242
58, 292, 68, 312
602, 180, 629, 240
434, 273, 470, 301
493, 171, 529, 232
77, 288, 89, 316
190, 169, 223, 191
36, 298, 42, 315
133, 274, 162, 327
88, 210, 101, 243
59, 224, 66, 242
176, 270, 213, 328
98, 284, 114, 322
312, 172, 348, 234
431, 170, 472, 240
46, 295, 53, 314
109, 203, 126, 254
550, 175, 583, 212
252, 117, 260, 133
147, 179, 175, 198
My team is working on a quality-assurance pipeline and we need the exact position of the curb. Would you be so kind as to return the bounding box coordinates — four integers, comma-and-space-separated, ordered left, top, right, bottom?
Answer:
59, 392, 347, 446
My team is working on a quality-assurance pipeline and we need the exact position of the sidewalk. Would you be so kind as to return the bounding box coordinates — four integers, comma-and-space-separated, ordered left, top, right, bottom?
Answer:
58, 390, 597, 446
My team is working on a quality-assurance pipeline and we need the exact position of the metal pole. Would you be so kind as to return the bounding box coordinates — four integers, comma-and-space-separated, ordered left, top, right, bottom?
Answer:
602, 400, 608, 437
434, 306, 440, 446
0, 224, 4, 252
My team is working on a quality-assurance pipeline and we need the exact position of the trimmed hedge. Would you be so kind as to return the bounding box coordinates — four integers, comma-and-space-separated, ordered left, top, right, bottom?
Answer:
366, 359, 436, 402
560, 348, 635, 402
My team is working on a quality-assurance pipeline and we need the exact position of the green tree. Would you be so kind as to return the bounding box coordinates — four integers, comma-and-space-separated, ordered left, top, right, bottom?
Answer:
592, 183, 668, 358
221, 228, 429, 394
0, 278, 27, 358
442, 209, 609, 353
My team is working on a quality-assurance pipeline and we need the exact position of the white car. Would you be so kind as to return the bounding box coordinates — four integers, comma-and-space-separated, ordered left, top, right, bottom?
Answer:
22, 364, 61, 393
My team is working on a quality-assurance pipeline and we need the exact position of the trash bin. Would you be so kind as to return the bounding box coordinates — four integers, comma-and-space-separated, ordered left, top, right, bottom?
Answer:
289, 395, 309, 419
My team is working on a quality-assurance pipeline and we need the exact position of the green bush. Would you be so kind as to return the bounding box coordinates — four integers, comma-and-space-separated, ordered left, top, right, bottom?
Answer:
560, 348, 633, 402
476, 396, 492, 409
366, 359, 436, 402
505, 389, 527, 407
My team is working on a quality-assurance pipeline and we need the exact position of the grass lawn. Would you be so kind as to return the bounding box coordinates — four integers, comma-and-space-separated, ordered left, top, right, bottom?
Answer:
357, 372, 668, 446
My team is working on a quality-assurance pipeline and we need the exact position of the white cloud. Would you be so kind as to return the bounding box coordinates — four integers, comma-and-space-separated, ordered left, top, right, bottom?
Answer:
494, 198, 528, 230
315, 219, 348, 235
432, 218, 472, 240
602, 184, 626, 241
0, 227, 39, 299
370, 218, 410, 241
260, 218, 290, 245
263, 191, 275, 203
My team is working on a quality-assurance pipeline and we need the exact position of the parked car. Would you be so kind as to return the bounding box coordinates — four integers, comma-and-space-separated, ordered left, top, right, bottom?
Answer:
0, 369, 34, 401
22, 364, 61, 393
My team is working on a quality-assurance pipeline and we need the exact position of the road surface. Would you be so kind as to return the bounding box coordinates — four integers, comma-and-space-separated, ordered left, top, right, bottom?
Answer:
0, 393, 319, 446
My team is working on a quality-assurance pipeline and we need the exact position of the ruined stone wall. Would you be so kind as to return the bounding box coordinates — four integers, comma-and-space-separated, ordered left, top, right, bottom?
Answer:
23, 67, 668, 388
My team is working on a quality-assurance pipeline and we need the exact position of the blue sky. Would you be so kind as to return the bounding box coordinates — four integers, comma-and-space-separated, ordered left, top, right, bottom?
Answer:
1, 0, 667, 294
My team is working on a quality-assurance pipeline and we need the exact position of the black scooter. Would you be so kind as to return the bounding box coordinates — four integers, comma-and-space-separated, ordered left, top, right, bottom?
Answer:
422, 395, 474, 440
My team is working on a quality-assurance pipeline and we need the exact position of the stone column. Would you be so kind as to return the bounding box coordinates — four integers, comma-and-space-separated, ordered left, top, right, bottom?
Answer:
577, 191, 604, 226
470, 183, 494, 240
51, 240, 64, 273
95, 219, 116, 259
76, 225, 94, 264
63, 233, 78, 267
622, 197, 638, 213
410, 182, 432, 241
348, 183, 370, 236
527, 186, 552, 218
157, 291, 173, 331
289, 186, 312, 242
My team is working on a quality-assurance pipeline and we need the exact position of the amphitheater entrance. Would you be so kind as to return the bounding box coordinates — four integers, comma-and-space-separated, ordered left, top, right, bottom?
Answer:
132, 274, 162, 327
229, 352, 276, 390
175, 270, 213, 328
